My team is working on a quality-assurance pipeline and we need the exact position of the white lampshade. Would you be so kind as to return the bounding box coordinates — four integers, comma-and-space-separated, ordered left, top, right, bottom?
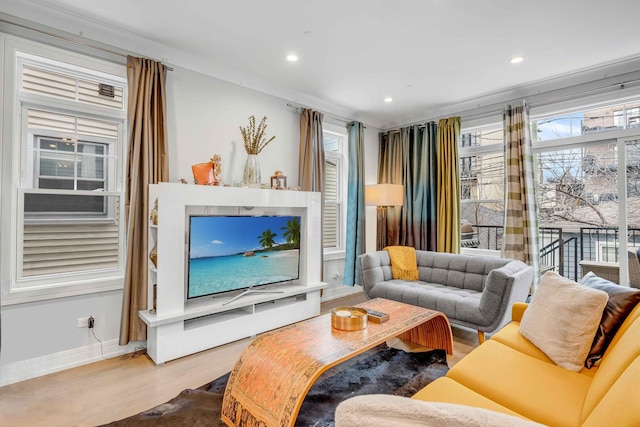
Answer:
365, 184, 404, 206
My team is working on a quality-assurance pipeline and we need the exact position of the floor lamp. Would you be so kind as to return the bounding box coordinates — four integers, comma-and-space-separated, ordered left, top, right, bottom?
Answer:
365, 184, 404, 250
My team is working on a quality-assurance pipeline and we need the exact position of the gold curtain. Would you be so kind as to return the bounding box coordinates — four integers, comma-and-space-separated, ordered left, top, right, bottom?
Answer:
436, 117, 461, 253
298, 108, 325, 272
119, 56, 168, 345
298, 109, 325, 192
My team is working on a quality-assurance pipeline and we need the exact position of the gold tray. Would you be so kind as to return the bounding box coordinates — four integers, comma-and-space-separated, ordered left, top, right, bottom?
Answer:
331, 306, 368, 331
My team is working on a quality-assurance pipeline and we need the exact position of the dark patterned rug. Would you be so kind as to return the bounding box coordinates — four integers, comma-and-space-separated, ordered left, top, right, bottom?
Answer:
101, 344, 448, 427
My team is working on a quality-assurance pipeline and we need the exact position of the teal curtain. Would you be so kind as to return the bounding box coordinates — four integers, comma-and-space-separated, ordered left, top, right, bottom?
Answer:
378, 123, 438, 250
343, 122, 366, 286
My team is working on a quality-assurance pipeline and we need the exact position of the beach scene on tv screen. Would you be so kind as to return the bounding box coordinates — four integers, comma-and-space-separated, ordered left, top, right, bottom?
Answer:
188, 215, 301, 298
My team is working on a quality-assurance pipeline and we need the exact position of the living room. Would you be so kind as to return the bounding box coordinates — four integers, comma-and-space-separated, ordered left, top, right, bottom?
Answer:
2, 1, 640, 426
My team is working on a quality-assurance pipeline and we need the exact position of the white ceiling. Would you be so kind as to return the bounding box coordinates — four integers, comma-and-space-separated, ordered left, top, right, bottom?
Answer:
3, 0, 640, 128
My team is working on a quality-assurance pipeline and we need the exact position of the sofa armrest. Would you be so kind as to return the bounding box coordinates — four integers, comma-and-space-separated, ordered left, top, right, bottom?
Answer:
478, 262, 532, 332
357, 251, 392, 297
511, 302, 529, 322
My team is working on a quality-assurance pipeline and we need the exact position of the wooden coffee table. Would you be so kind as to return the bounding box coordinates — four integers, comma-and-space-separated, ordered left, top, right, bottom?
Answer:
221, 297, 453, 427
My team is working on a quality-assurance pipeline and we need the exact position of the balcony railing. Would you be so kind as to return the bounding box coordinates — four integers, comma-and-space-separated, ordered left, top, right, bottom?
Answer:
467, 224, 640, 282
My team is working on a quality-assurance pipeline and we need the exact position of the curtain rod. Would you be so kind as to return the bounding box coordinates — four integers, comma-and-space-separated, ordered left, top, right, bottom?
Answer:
0, 17, 173, 71
392, 77, 640, 131
286, 102, 366, 128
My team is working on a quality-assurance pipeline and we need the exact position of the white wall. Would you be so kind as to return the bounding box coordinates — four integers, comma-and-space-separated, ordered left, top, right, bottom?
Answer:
166, 65, 301, 186
0, 47, 381, 386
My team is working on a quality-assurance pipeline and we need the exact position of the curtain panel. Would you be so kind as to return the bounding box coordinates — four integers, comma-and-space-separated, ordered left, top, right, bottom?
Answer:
119, 56, 169, 345
502, 101, 540, 290
343, 122, 366, 286
298, 109, 325, 275
377, 124, 438, 251
436, 117, 461, 253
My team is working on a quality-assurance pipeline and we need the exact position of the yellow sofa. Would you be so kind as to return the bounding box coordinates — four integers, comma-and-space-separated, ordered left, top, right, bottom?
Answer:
411, 302, 640, 426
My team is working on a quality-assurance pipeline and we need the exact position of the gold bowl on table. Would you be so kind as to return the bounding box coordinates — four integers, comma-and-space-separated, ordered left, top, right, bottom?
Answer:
331, 306, 368, 331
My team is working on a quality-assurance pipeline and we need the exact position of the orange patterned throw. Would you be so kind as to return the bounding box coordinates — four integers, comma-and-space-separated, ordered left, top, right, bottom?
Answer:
221, 298, 453, 427
384, 246, 419, 280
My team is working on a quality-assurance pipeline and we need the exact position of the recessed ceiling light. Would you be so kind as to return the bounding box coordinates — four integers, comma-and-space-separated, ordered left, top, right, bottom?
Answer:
384, 97, 393, 103
510, 56, 524, 64
287, 54, 298, 62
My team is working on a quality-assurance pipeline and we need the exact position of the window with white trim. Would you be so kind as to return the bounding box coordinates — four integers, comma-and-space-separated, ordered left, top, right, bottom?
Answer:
1, 38, 127, 303
323, 129, 347, 253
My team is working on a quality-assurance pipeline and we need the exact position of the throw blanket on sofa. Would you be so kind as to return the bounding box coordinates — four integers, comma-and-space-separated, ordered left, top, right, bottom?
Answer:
384, 246, 419, 280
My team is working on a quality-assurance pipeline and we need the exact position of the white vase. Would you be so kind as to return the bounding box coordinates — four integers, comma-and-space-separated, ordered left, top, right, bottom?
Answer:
243, 154, 261, 188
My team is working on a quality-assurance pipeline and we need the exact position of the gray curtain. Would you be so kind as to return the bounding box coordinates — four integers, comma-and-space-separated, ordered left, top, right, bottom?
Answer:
343, 122, 365, 286
120, 56, 168, 345
378, 124, 438, 250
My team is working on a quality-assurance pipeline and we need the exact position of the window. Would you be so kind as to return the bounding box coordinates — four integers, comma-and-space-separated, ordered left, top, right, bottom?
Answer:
1, 38, 127, 303
323, 128, 347, 253
25, 110, 117, 218
459, 125, 505, 250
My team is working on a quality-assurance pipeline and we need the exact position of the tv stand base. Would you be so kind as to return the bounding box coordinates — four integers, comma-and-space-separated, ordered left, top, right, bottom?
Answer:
222, 288, 284, 306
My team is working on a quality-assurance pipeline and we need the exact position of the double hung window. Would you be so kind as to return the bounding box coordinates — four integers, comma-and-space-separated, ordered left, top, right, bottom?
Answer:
2, 38, 127, 303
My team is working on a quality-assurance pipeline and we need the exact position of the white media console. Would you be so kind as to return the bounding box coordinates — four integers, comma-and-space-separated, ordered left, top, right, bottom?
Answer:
139, 183, 327, 364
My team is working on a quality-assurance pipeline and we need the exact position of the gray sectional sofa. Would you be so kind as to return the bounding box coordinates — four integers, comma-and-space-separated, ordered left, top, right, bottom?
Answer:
358, 250, 533, 342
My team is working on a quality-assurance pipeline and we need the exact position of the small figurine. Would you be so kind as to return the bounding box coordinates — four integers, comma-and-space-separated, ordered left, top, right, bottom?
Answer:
211, 154, 222, 185
270, 170, 287, 190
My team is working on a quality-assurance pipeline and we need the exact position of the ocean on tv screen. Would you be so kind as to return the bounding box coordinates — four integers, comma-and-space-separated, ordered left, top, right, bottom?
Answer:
187, 215, 301, 299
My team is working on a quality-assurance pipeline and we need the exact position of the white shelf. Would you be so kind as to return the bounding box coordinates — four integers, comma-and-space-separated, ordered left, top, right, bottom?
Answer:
139, 282, 327, 328
139, 183, 324, 364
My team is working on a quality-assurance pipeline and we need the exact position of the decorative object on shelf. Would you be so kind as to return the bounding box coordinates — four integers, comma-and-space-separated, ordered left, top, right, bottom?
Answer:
191, 161, 216, 185
240, 115, 276, 188
179, 178, 188, 184
270, 170, 287, 190
243, 154, 261, 187
149, 198, 159, 225
211, 154, 222, 185
331, 306, 368, 331
149, 284, 157, 314
149, 241, 158, 267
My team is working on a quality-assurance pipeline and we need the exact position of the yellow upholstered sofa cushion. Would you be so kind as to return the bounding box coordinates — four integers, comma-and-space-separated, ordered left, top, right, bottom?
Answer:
411, 302, 640, 427
447, 340, 590, 427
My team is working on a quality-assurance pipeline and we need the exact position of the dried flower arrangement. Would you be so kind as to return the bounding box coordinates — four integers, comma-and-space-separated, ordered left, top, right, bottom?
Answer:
240, 115, 276, 154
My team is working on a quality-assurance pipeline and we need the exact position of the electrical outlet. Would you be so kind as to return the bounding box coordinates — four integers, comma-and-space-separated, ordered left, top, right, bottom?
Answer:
77, 316, 96, 328
77, 317, 90, 328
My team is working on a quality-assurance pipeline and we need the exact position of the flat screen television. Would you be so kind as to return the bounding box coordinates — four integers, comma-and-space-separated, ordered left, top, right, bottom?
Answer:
186, 214, 301, 303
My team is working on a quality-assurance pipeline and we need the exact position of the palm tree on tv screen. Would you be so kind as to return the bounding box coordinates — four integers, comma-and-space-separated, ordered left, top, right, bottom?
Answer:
258, 229, 277, 249
281, 217, 300, 248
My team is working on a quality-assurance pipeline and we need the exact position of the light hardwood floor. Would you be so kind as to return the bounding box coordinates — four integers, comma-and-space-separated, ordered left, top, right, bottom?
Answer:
0, 293, 477, 427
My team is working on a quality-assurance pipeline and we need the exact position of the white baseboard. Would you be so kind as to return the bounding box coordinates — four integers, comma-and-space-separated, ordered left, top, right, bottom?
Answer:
0, 339, 143, 387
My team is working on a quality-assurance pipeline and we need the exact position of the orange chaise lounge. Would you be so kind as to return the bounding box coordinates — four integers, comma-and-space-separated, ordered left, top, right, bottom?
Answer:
337, 272, 640, 426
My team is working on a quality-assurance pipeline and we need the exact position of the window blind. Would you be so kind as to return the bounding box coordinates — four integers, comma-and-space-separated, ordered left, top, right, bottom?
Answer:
22, 222, 120, 277
22, 64, 124, 110
324, 160, 339, 248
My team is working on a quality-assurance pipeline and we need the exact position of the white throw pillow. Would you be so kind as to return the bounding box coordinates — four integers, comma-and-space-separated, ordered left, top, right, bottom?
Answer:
520, 271, 609, 371
335, 395, 545, 427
